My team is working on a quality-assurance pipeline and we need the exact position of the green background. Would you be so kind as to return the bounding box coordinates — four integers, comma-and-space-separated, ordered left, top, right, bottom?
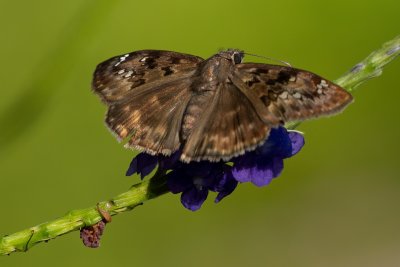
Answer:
1, 0, 399, 266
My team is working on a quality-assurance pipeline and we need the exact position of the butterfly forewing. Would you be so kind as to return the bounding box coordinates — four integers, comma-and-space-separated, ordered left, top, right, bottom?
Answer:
92, 50, 203, 155
234, 63, 353, 122
92, 50, 203, 104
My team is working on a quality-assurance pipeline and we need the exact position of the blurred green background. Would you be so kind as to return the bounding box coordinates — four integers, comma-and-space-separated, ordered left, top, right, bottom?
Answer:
1, 0, 399, 266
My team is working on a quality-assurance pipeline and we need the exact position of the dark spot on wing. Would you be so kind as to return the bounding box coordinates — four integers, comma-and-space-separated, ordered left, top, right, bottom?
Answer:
162, 66, 174, 76
143, 57, 157, 69
270, 85, 284, 95
171, 57, 182, 64
311, 76, 322, 86
265, 79, 277, 85
276, 70, 292, 83
247, 76, 261, 87
266, 69, 296, 85
268, 91, 278, 101
301, 91, 314, 99
145, 51, 161, 59
260, 95, 271, 106
251, 68, 269, 74
131, 78, 146, 89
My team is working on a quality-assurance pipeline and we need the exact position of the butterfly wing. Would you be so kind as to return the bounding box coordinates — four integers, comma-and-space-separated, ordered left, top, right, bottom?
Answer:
92, 50, 204, 155
233, 63, 353, 122
93, 50, 352, 162
93, 50, 203, 104
181, 82, 272, 162
181, 62, 352, 162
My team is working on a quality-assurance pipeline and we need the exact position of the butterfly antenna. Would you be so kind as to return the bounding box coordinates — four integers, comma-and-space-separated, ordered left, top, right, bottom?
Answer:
244, 53, 292, 67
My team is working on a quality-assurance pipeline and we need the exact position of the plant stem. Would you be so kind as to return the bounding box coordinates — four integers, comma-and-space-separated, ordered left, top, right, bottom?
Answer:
1, 35, 399, 256
335, 35, 400, 92
0, 172, 169, 255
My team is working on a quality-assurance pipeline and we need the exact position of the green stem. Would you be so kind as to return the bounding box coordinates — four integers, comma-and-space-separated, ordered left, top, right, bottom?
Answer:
1, 35, 399, 256
0, 171, 169, 255
335, 35, 400, 92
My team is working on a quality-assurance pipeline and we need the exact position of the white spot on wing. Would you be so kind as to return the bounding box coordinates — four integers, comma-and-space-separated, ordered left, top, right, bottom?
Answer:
120, 55, 129, 62
318, 79, 329, 89
279, 91, 289, 99
293, 92, 302, 99
124, 70, 134, 78
115, 54, 130, 66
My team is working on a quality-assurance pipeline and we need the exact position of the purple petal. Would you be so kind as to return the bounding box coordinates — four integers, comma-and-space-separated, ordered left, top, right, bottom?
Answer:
126, 153, 158, 179
137, 153, 158, 179
231, 165, 253, 183
190, 162, 216, 177
214, 171, 238, 203
288, 131, 305, 156
231, 154, 257, 183
158, 150, 182, 170
250, 157, 283, 187
201, 163, 226, 187
166, 169, 192, 194
259, 127, 292, 158
125, 156, 138, 176
211, 166, 231, 191
181, 187, 209, 211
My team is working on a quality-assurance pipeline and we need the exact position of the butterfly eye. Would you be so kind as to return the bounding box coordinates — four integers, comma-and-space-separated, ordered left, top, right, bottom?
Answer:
232, 52, 243, 64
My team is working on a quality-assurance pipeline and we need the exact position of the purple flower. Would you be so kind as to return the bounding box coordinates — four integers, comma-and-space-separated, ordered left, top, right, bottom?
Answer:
232, 127, 304, 187
126, 151, 181, 179
125, 126, 304, 211
167, 163, 237, 211
126, 153, 158, 179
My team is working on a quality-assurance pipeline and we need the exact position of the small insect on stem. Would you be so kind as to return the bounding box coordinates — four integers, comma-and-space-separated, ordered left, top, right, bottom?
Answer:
96, 203, 112, 223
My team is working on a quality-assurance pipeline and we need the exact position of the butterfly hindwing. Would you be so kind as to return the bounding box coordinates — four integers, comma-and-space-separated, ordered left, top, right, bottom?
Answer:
181, 82, 272, 162
107, 78, 193, 155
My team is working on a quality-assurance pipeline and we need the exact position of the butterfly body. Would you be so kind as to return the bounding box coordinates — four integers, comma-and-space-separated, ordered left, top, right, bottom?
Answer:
181, 50, 242, 140
92, 49, 352, 162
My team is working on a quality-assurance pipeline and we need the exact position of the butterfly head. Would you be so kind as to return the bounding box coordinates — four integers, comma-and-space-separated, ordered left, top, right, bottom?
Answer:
218, 49, 244, 64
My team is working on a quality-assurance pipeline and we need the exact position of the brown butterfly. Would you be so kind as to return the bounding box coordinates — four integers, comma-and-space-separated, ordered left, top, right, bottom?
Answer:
92, 49, 352, 162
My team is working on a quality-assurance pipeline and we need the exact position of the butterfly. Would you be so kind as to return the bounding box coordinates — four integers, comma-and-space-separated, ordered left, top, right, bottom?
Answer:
92, 49, 352, 162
